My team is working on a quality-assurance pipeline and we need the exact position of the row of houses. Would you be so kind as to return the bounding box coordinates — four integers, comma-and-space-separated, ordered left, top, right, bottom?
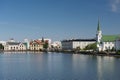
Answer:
0, 38, 52, 51
0, 20, 120, 52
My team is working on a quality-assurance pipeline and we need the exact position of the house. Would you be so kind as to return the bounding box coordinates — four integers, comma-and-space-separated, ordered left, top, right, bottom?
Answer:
4, 42, 27, 51
61, 39, 96, 50
51, 41, 62, 51
38, 38, 51, 48
29, 40, 44, 51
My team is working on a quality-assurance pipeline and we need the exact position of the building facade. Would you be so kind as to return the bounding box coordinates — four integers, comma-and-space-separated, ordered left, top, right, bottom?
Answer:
96, 20, 120, 51
4, 42, 27, 51
0, 41, 6, 46
61, 39, 96, 50
29, 40, 44, 51
38, 38, 51, 48
24, 39, 30, 50
96, 20, 102, 51
115, 39, 120, 51
51, 41, 62, 49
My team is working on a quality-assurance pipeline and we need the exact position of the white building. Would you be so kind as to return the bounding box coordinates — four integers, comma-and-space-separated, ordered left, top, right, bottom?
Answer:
0, 41, 6, 46
51, 41, 62, 50
115, 39, 120, 51
4, 42, 27, 51
62, 19, 120, 51
96, 20, 120, 51
61, 39, 96, 50
24, 39, 30, 50
96, 20, 102, 51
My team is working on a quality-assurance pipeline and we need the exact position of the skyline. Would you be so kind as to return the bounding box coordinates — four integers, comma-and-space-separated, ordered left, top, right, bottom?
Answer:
0, 0, 120, 41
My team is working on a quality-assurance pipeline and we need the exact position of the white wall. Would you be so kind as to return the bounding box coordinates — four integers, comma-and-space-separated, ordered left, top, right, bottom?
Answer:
115, 40, 120, 50
73, 41, 95, 49
62, 41, 95, 50
0, 41, 6, 46
102, 42, 115, 51
61, 41, 73, 50
4, 43, 27, 51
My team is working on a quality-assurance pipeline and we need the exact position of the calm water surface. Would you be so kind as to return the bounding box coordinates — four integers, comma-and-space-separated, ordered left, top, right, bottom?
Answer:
0, 52, 120, 80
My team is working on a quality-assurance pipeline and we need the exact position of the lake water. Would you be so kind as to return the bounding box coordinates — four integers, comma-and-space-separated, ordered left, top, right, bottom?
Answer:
0, 52, 120, 80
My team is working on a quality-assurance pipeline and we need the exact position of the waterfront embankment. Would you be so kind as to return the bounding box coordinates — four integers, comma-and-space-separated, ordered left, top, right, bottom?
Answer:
1, 50, 120, 58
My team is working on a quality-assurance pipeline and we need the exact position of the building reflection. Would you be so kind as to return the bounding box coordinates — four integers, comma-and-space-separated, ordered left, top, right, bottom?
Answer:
97, 56, 115, 80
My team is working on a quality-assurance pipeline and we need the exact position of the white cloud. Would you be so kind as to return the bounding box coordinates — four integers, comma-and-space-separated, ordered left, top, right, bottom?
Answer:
112, 4, 117, 12
110, 0, 120, 12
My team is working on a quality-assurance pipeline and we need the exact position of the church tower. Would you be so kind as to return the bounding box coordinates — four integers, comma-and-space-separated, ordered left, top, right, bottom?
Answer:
96, 19, 102, 51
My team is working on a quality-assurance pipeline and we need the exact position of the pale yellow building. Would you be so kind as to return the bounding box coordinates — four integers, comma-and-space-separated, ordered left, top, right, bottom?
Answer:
29, 40, 43, 51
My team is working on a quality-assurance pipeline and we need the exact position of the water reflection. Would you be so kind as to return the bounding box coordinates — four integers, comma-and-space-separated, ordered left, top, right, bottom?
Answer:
0, 52, 119, 80
96, 56, 118, 80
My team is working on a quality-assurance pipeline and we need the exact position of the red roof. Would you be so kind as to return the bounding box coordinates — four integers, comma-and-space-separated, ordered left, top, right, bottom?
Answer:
30, 40, 45, 45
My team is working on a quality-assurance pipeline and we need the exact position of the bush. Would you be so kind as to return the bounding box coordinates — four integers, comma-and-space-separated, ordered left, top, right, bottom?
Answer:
0, 44, 4, 50
84, 43, 97, 50
116, 50, 120, 54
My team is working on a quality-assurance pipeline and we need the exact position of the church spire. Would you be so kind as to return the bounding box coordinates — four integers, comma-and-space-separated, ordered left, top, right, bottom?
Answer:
96, 18, 102, 51
97, 19, 100, 31
42, 37, 44, 42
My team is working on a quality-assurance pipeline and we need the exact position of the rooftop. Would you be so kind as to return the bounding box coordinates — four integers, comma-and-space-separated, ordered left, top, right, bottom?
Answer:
7, 42, 20, 45
62, 39, 96, 42
102, 35, 120, 42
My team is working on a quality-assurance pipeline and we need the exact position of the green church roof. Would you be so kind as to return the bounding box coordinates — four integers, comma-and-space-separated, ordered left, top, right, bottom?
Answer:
102, 35, 120, 42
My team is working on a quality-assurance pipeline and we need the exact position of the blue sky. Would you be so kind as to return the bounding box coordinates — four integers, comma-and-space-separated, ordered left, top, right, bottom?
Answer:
0, 0, 120, 41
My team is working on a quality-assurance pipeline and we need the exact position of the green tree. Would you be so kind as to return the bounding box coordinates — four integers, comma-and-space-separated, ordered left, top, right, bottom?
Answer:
43, 42, 48, 49
111, 47, 115, 51
0, 44, 4, 50
74, 47, 81, 52
75, 47, 81, 51
116, 50, 120, 54
84, 43, 97, 50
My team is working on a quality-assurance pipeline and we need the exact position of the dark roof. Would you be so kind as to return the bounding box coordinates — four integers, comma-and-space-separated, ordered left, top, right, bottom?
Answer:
7, 42, 20, 45
62, 39, 96, 42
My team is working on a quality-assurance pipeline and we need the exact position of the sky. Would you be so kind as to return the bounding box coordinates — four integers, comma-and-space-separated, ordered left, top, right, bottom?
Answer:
0, 0, 120, 41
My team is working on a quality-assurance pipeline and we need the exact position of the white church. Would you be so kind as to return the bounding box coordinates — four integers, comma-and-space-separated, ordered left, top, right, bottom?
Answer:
96, 20, 120, 51
61, 19, 120, 51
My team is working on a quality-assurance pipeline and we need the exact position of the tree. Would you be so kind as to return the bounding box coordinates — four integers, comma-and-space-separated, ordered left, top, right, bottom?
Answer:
0, 44, 4, 50
74, 47, 81, 52
75, 47, 81, 51
84, 43, 97, 50
43, 42, 48, 49
111, 47, 115, 51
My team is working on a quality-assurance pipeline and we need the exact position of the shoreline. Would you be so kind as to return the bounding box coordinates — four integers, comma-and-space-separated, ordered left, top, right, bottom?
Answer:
1, 50, 120, 58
